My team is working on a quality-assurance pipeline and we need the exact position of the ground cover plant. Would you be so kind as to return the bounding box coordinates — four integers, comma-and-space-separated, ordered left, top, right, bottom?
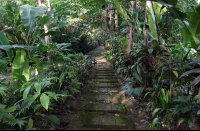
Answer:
0, 0, 200, 130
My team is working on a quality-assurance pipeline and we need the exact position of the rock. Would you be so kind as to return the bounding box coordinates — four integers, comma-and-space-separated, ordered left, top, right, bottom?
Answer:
49, 127, 54, 130
189, 122, 200, 130
138, 109, 145, 119
41, 114, 46, 117
190, 117, 200, 130
121, 97, 137, 110
140, 120, 145, 123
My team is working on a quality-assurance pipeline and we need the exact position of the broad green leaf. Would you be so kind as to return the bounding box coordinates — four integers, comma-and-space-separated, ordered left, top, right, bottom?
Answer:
132, 69, 143, 83
23, 85, 31, 101
45, 115, 60, 125
152, 108, 161, 118
0, 32, 10, 45
170, 50, 181, 55
4, 113, 15, 121
189, 5, 200, 36
181, 107, 190, 113
4, 106, 17, 113
34, 83, 41, 94
147, 13, 157, 39
111, 0, 127, 20
12, 49, 29, 88
169, 7, 186, 20
46, 92, 57, 101
125, 87, 134, 97
48, 22, 70, 29
193, 94, 200, 101
167, 0, 177, 6
0, 104, 6, 110
40, 94, 50, 111
153, 2, 167, 23
0, 110, 4, 120
34, 104, 41, 112
29, 94, 39, 106
0, 87, 7, 96
20, 5, 48, 32
133, 87, 143, 99
27, 118, 33, 129
137, 65, 145, 82
0, 32, 12, 60
181, 27, 191, 46
180, 68, 200, 78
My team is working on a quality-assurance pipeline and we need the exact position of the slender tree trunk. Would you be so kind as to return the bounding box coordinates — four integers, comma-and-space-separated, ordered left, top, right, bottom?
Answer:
38, 0, 50, 45
115, 10, 118, 36
105, 5, 107, 32
108, 4, 114, 33
126, 1, 134, 55
144, 0, 152, 47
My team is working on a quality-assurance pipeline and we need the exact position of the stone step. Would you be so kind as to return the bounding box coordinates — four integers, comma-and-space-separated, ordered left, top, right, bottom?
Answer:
96, 68, 113, 71
93, 83, 118, 88
94, 73, 115, 76
96, 70, 114, 72
95, 71, 114, 74
93, 79, 118, 83
85, 93, 117, 102
82, 112, 133, 130
78, 102, 126, 113
90, 87, 119, 93
94, 75, 117, 79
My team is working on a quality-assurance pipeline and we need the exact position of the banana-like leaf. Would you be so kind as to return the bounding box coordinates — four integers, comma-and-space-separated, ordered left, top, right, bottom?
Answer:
0, 32, 12, 60
192, 75, 200, 86
147, 12, 157, 40
189, 5, 200, 36
181, 27, 191, 46
180, 68, 200, 78
111, 0, 127, 20
20, 5, 48, 32
137, 65, 145, 83
12, 49, 29, 88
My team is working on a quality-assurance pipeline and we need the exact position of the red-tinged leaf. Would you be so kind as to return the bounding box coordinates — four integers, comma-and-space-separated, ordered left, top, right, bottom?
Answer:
192, 75, 200, 86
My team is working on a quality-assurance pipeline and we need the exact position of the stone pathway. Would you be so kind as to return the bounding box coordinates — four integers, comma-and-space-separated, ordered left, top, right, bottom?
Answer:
68, 46, 134, 130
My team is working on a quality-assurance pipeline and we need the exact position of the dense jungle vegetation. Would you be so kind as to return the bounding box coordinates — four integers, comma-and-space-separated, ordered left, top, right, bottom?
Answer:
0, 0, 200, 130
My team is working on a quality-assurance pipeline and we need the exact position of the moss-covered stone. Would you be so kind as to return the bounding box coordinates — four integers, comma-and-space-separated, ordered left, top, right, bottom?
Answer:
93, 79, 117, 83
82, 113, 100, 127
94, 75, 116, 79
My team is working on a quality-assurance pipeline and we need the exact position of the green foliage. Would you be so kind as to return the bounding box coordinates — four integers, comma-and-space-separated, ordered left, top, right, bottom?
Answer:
12, 49, 29, 88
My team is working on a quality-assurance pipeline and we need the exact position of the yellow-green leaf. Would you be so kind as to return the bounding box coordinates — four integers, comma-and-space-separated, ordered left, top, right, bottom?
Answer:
173, 71, 178, 77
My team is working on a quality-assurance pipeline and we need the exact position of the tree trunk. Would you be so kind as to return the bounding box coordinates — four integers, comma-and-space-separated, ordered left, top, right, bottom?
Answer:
38, 0, 50, 45
108, 4, 114, 32
115, 10, 118, 36
126, 1, 134, 55
144, 0, 152, 47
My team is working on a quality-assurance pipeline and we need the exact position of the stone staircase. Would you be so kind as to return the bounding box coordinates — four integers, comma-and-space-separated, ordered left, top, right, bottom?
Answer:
76, 63, 133, 130
68, 46, 134, 130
